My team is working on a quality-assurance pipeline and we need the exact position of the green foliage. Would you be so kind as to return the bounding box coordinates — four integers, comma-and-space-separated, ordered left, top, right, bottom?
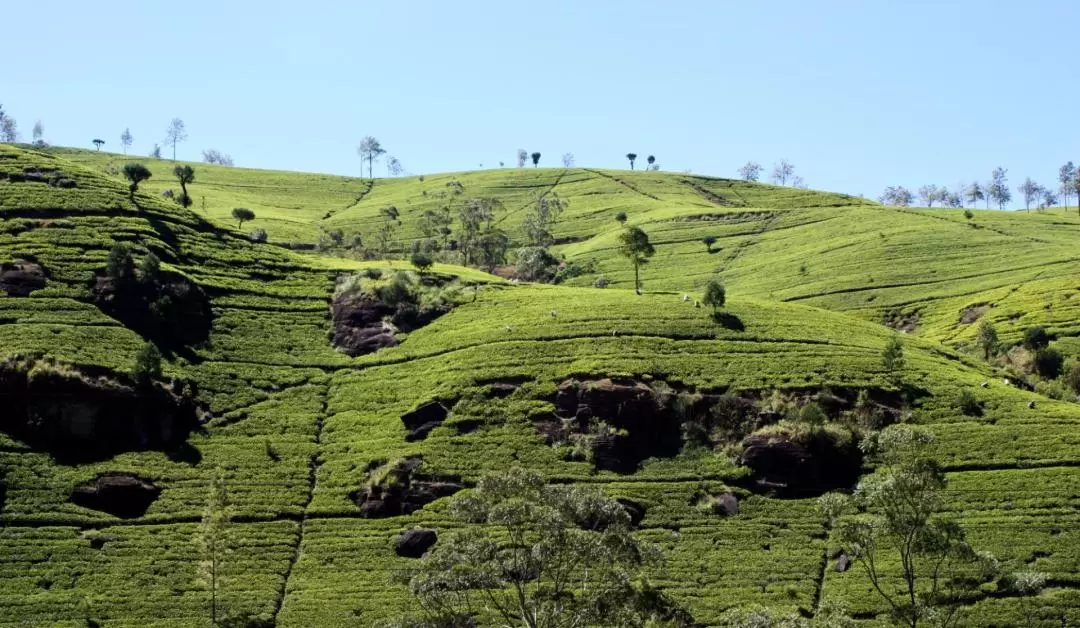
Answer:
137, 252, 161, 282
1022, 325, 1049, 350
410, 251, 433, 275
515, 246, 560, 282
521, 193, 567, 248
132, 341, 162, 385
1034, 347, 1063, 379
122, 163, 152, 197
199, 468, 231, 627
106, 242, 136, 281
882, 335, 904, 383
976, 320, 998, 359
615, 211, 627, 223
955, 389, 982, 416
703, 279, 726, 313
231, 207, 255, 228
618, 226, 655, 293
702, 234, 717, 252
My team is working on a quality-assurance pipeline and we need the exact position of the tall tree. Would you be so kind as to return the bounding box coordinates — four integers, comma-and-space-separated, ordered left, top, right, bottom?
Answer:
386, 156, 404, 176
1041, 188, 1058, 210
164, 118, 187, 160
173, 165, 195, 208
988, 167, 1011, 209
964, 182, 985, 208
737, 161, 762, 182
31, 120, 43, 144
1074, 171, 1080, 215
916, 184, 942, 207
530, 151, 541, 167
516, 148, 528, 168
618, 226, 655, 294
120, 128, 133, 155
647, 155, 656, 170
459, 197, 502, 266
357, 136, 386, 179
521, 193, 567, 248
562, 152, 574, 167
388, 467, 670, 628
0, 105, 17, 142
820, 425, 997, 628
771, 159, 794, 185
199, 468, 231, 627
1058, 161, 1076, 210
626, 153, 637, 170
1017, 178, 1040, 211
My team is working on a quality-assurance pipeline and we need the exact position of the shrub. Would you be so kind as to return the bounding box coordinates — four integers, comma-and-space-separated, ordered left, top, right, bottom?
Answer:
231, 207, 255, 229
1065, 361, 1080, 394
702, 235, 717, 252
249, 228, 268, 243
964, 209, 973, 220
592, 276, 610, 288
515, 246, 559, 282
410, 251, 434, 274
106, 243, 135, 282
132, 342, 163, 385
798, 402, 827, 426
363, 268, 383, 280
956, 389, 982, 416
615, 211, 627, 223
1023, 326, 1050, 350
1034, 348, 1063, 379
161, 188, 175, 199
377, 272, 415, 306
553, 258, 596, 283
137, 252, 161, 282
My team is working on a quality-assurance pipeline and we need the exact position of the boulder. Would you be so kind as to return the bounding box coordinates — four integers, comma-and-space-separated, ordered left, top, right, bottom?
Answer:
712, 492, 740, 517
834, 552, 851, 573
331, 293, 399, 356
401, 401, 448, 442
394, 528, 438, 558
0, 260, 47, 297
70, 474, 160, 519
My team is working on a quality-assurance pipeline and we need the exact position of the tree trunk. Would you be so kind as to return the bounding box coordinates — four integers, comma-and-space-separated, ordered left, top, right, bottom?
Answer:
634, 262, 640, 294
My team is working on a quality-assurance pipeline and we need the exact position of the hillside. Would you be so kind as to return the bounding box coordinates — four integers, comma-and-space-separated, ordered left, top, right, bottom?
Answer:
1, 145, 1079, 626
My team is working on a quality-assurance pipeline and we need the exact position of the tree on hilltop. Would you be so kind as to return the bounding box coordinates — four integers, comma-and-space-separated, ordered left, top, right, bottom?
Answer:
231, 207, 255, 229
164, 118, 187, 161
562, 152, 575, 167
647, 155, 656, 170
879, 186, 913, 206
121, 128, 133, 155
964, 182, 984, 208
92, 139, 105, 151
988, 167, 1010, 209
618, 226, 655, 294
32, 121, 44, 145
1058, 161, 1076, 210
0, 105, 18, 142
771, 159, 794, 185
173, 165, 195, 208
626, 153, 637, 170
122, 163, 152, 200
517, 148, 528, 168
737, 161, 762, 182
357, 136, 386, 179
1017, 178, 1040, 211
531, 151, 541, 167
917, 184, 943, 207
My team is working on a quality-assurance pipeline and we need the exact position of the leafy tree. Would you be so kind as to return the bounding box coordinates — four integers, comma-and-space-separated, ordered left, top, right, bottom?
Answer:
389, 467, 669, 628
32, 120, 43, 144
151, 144, 162, 159
419, 209, 451, 243
138, 252, 161, 283
106, 243, 136, 282
702, 235, 717, 252
1034, 347, 1063, 379
202, 149, 234, 166
0, 105, 18, 142
976, 320, 998, 360
964, 182, 984, 208
737, 161, 763, 182
1073, 171, 1080, 215
199, 468, 231, 627
771, 159, 794, 185
963, 209, 973, 220
173, 165, 195, 208
1017, 177, 1040, 211
357, 136, 386, 179
521, 193, 568, 248
459, 197, 502, 266
132, 342, 163, 385
517, 149, 528, 168
943, 190, 964, 208
231, 207, 255, 229
164, 118, 187, 160
647, 155, 656, 170
120, 128, 133, 155
1040, 187, 1058, 210
122, 163, 152, 200
615, 211, 628, 224
530, 151, 541, 167
626, 153, 637, 170
879, 186, 913, 206
1058, 161, 1075, 210
410, 250, 433, 275
1022, 325, 1049, 350
618, 226, 655, 294
377, 205, 400, 255
562, 153, 574, 167
702, 279, 726, 314
476, 227, 511, 272
916, 185, 942, 207
820, 425, 997, 628
988, 167, 1011, 209
387, 156, 404, 176
92, 139, 104, 151
882, 335, 904, 383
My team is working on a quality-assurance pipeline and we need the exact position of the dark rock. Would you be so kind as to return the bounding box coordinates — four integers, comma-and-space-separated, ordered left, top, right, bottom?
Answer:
0, 260, 48, 296
394, 528, 438, 558
834, 552, 851, 572
617, 498, 647, 527
713, 492, 740, 517
452, 419, 483, 435
331, 289, 451, 357
350, 457, 462, 518
488, 382, 520, 398
92, 272, 212, 350
739, 430, 862, 497
0, 357, 202, 463
401, 401, 448, 441
755, 410, 784, 428
70, 474, 160, 518
1027, 400, 1036, 409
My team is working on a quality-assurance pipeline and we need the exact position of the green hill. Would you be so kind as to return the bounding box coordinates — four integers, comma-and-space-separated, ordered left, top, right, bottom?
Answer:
1, 145, 1079, 626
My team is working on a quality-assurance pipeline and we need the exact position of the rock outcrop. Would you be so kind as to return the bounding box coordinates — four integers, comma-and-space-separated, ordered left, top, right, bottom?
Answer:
92, 271, 212, 349
0, 259, 48, 296
331, 290, 450, 357
401, 401, 449, 442
70, 474, 160, 518
739, 429, 862, 497
394, 528, 439, 558
350, 457, 462, 518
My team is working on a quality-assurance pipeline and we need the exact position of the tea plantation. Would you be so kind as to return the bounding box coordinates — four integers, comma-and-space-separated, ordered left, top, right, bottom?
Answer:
1, 144, 1078, 626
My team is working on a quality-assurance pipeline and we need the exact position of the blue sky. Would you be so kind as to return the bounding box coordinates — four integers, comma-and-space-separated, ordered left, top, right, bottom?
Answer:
5, 1, 1078, 203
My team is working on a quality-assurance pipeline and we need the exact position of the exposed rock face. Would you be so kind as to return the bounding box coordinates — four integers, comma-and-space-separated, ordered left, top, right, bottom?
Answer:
401, 401, 449, 442
739, 431, 862, 497
548, 378, 682, 474
394, 528, 438, 558
331, 291, 450, 357
0, 260, 48, 296
92, 272, 212, 349
70, 474, 160, 518
617, 498, 647, 527
0, 357, 202, 462
350, 457, 462, 518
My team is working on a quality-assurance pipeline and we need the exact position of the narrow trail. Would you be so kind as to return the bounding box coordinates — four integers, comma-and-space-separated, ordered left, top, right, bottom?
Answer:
493, 168, 568, 229
322, 179, 374, 220
269, 378, 331, 625
581, 168, 661, 201
680, 177, 744, 208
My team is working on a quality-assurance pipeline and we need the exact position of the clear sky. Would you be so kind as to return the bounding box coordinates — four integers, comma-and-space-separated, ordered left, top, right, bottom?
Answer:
5, 1, 1078, 203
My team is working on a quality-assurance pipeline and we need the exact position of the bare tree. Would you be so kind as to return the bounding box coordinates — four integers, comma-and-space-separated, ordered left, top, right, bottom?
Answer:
1017, 178, 1040, 211
386, 156, 404, 176
562, 153, 574, 168
737, 161, 762, 181
163, 118, 187, 160
202, 149, 234, 166
517, 149, 528, 168
792, 176, 807, 189
120, 128, 133, 155
626, 153, 637, 170
771, 159, 794, 185
357, 136, 385, 179
530, 152, 541, 167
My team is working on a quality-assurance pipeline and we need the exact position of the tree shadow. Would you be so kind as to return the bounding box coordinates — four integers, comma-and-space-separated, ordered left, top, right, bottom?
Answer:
711, 311, 745, 331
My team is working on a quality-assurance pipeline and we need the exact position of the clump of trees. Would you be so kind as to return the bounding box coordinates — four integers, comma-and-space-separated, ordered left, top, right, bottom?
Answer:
0, 104, 19, 142
202, 149, 234, 166
771, 159, 795, 185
